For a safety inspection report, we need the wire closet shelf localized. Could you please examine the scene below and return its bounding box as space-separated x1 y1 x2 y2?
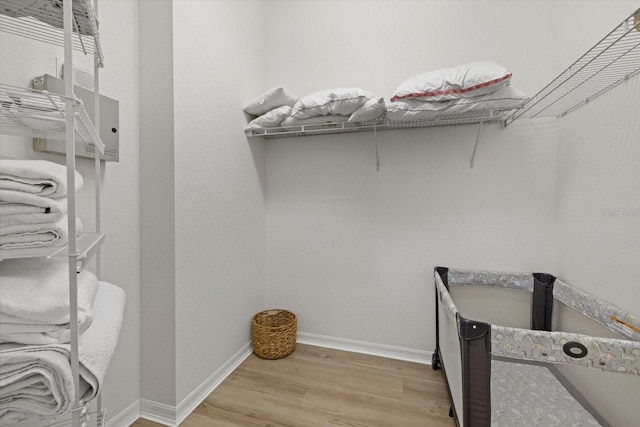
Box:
0 1 107 426
246 109 512 139
0 83 105 151
504 8 640 125
247 8 639 139
0 0 104 67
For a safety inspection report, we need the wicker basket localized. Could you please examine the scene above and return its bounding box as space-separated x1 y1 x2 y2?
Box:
252 309 297 360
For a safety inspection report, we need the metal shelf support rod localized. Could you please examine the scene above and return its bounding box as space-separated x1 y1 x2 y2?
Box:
470 121 484 168
64 1 81 426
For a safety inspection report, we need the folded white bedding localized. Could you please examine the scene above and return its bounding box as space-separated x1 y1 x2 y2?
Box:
386 86 529 122
0 281 125 424
0 257 98 344
244 105 292 131
0 215 81 250
291 88 372 119
348 97 386 123
0 159 83 198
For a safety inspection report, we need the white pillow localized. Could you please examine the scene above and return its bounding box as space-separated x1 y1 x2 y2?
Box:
390 61 512 102
386 86 528 122
243 87 297 116
244 106 292 131
291 88 371 119
348 97 386 123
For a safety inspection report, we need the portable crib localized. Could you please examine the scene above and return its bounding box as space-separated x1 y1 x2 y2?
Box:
432 267 640 427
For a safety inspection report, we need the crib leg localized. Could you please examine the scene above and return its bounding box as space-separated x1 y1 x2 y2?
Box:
449 406 453 417
431 350 441 370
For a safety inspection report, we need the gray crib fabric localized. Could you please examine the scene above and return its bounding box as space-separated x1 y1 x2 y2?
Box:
491 359 601 426
447 268 534 292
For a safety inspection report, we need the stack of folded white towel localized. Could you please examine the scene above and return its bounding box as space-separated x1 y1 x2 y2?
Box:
0 159 83 250
0 257 98 345
0 257 126 423
0 160 125 423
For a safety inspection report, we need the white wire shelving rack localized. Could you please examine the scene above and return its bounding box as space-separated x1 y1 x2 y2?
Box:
0 232 106 271
246 8 639 139
0 83 105 151
0 0 104 66
0 1 106 426
245 109 514 139
505 8 640 125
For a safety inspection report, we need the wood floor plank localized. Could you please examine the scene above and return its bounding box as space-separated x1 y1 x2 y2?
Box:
131 344 455 427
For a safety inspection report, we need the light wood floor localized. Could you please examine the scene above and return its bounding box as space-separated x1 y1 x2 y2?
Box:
132 344 455 426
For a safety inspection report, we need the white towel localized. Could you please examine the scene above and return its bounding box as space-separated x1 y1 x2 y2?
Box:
0 281 126 424
0 159 83 198
0 313 93 345
0 209 66 228
0 215 81 250
0 189 68 214
0 189 68 229
0 257 98 332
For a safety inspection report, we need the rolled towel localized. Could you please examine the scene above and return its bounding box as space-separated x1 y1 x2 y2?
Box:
0 215 81 250
0 257 98 330
0 281 126 423
0 159 83 198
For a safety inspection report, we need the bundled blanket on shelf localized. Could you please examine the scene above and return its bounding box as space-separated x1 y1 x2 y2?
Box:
0 258 98 345
0 159 83 250
0 281 125 424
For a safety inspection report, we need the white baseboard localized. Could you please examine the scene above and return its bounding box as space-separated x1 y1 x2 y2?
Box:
139 399 176 426
297 332 432 365
175 341 253 424
135 341 253 426
117 336 431 425
106 400 140 427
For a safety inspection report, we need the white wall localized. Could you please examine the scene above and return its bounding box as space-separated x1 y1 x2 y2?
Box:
171 0 267 404
139 0 177 407
554 2 640 315
263 0 559 102
265 122 557 350
0 0 141 420
95 2 141 419
139 0 269 411
263 1 560 352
